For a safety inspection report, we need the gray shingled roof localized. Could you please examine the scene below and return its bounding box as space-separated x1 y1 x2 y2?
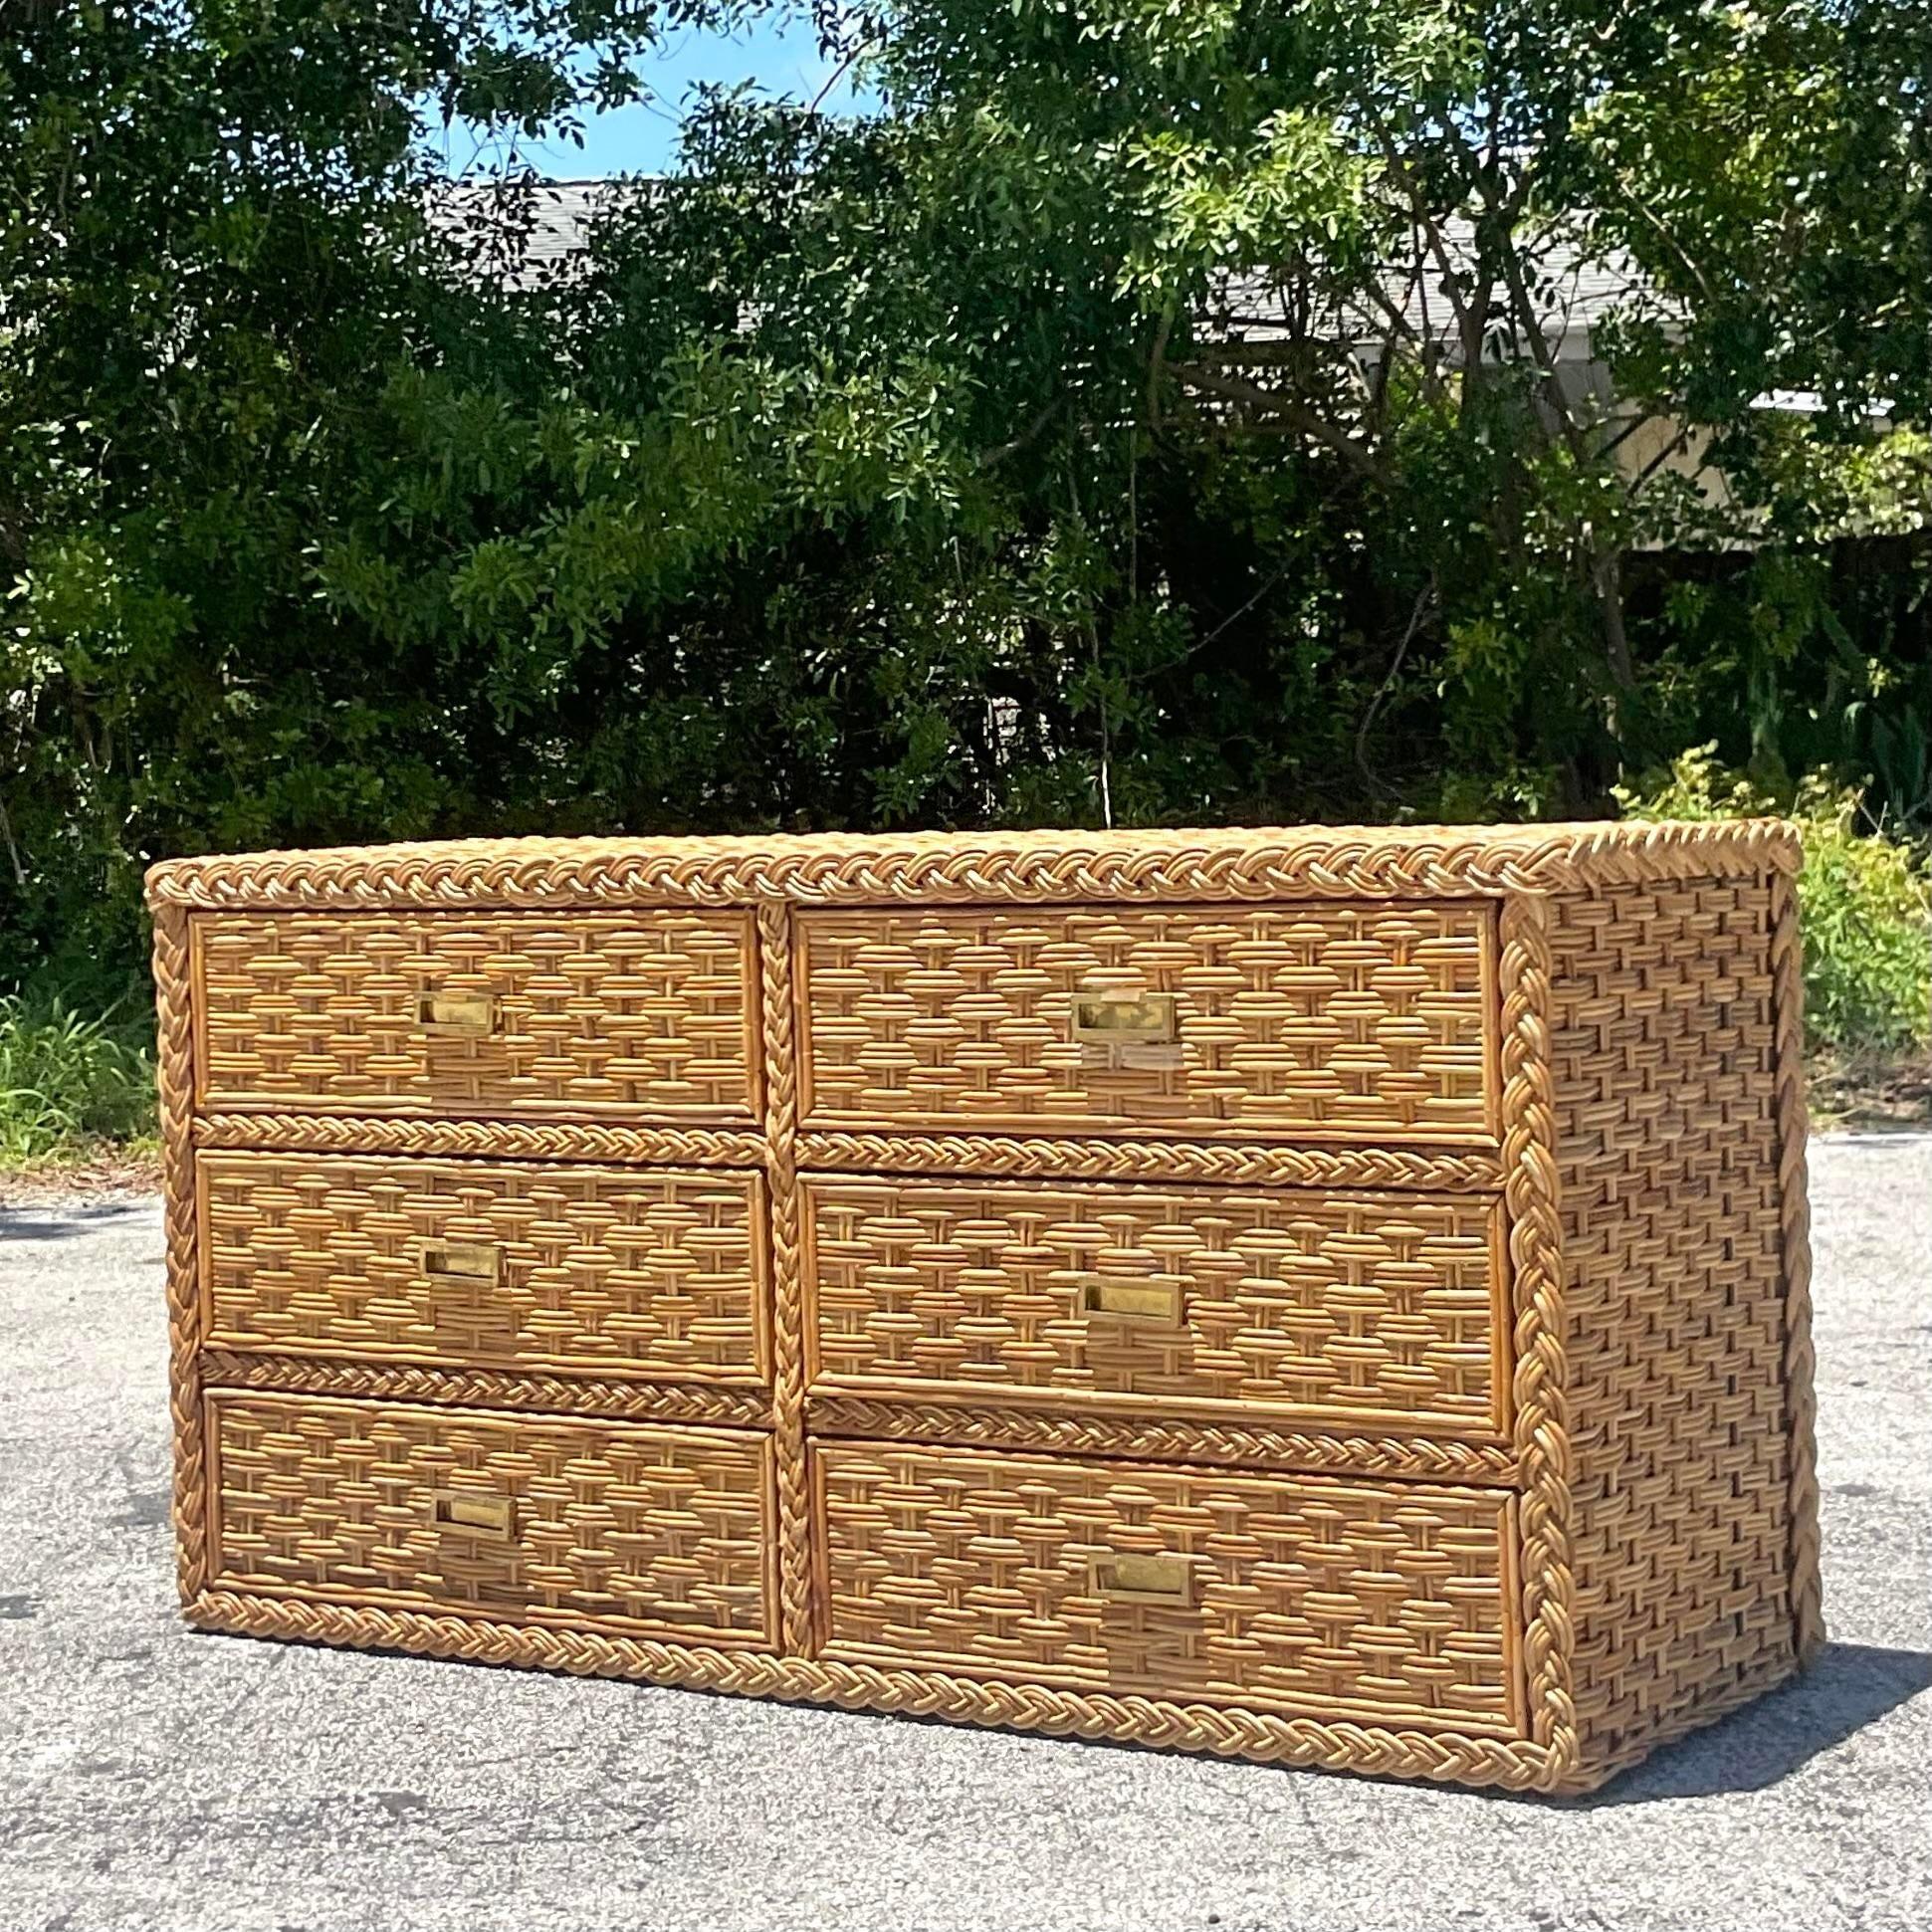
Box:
439 181 1653 360
432 178 635 288
1210 218 1655 362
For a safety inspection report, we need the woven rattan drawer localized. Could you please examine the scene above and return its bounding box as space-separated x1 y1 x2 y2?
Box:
206 1393 774 1643
796 903 1495 1143
813 1441 1522 1735
192 909 758 1122
197 1152 767 1384
802 1175 1506 1436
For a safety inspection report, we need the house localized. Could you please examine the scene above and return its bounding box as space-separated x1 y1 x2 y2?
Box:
446 179 1898 543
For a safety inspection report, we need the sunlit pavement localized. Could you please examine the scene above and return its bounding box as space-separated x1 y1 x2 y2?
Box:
3 1136 1927 1932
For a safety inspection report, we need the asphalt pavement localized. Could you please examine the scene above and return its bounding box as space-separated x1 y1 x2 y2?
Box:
2 1135 1927 1932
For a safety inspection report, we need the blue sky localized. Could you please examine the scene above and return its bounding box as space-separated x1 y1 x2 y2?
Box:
428 13 868 180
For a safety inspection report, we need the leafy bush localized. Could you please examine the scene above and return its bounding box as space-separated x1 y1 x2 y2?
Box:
1618 748 1932 1057
0 990 156 1167
4 3 1929 992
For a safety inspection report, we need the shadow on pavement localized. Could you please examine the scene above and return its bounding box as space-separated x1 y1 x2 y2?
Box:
1577 1641 1932 1805
0 1199 155 1242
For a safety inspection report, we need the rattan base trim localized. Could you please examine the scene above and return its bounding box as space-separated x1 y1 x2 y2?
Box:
805 1396 1520 1483
199 1351 773 1428
184 1588 1583 1792
193 1114 769 1168
796 1132 1503 1191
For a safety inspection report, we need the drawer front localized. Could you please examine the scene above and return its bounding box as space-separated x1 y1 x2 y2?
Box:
193 910 758 1122
803 1177 1505 1435
208 1394 773 1643
797 904 1494 1143
199 1153 766 1383
814 1442 1520 1734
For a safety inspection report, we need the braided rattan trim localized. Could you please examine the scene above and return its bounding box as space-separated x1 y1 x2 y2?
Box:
806 1397 1520 1483
1497 896 1579 1776
198 1352 773 1428
155 905 207 1601
192 1114 768 1167
185 1590 1566 1791
758 905 812 1656
796 1132 1503 1192
145 821 1801 913
1771 872 1825 1664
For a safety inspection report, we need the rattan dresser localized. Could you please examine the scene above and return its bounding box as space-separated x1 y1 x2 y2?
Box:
145 822 1821 1794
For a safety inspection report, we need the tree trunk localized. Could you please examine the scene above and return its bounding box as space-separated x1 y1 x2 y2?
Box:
1593 537 1635 761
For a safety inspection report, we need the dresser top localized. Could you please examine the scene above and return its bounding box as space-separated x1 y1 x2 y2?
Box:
145 818 1799 912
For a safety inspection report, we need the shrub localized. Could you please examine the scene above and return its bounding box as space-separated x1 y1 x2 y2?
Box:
0 990 157 1167
1617 747 1932 1057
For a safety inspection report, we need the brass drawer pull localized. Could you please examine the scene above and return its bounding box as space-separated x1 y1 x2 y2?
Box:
1068 991 1177 1045
417 1239 502 1285
430 1490 515 1537
1075 1278 1185 1327
415 989 500 1036
1090 1553 1192 1606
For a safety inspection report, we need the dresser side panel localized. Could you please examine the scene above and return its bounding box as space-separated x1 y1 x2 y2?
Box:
1550 876 1804 1780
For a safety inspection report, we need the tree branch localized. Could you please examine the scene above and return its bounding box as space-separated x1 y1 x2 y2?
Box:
0 794 26 889
976 395 1064 469
1172 364 1386 479
1146 299 1175 429
1356 576 1436 794
1363 112 1485 372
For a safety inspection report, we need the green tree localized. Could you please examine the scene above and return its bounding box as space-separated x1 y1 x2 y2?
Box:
2 1 1925 994
0 0 674 977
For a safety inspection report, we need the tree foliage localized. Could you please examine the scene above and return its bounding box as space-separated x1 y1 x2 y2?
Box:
2 0 1927 987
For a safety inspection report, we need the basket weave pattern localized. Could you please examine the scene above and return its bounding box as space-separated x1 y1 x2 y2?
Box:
208 1392 773 1641
812 1442 1519 1733
148 822 1818 1793
195 909 758 1120
796 904 1492 1139
199 1151 767 1382
1551 878 1817 1777
802 1175 1503 1428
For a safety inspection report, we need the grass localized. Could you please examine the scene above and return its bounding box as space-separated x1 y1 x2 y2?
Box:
0 987 158 1172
